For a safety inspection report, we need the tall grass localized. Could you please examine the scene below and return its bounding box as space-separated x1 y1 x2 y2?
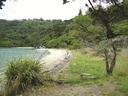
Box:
114 49 128 96
4 57 44 96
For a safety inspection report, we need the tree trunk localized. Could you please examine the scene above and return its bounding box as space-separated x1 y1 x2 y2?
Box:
109 39 117 75
104 39 117 75
104 49 110 75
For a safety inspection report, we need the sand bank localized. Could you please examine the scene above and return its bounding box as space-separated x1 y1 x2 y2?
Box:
41 49 72 74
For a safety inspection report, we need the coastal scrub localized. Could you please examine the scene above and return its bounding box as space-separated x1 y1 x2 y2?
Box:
4 57 44 96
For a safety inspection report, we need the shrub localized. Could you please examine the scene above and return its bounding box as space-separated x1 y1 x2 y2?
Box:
4 57 44 95
69 42 80 49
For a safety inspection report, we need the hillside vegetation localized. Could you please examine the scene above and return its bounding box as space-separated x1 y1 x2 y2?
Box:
0 3 128 48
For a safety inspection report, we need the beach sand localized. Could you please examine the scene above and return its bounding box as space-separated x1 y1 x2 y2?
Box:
0 49 71 94
41 49 72 74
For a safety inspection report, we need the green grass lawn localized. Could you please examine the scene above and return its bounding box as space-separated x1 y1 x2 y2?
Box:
62 48 128 96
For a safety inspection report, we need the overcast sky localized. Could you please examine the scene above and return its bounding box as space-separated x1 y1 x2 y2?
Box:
0 0 89 20
0 0 110 20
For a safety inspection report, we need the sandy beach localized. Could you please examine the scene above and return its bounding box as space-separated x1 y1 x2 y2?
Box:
0 49 72 94
41 49 72 74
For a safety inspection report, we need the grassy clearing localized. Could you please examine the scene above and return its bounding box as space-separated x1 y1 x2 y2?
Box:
64 48 106 85
62 48 128 96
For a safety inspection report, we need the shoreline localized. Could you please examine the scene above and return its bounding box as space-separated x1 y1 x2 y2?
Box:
0 48 72 92
41 49 72 74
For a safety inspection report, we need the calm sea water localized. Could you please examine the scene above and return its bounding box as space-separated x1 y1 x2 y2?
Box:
0 47 50 72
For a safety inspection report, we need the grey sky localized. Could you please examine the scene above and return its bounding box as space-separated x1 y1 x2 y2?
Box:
0 0 88 20
0 0 110 20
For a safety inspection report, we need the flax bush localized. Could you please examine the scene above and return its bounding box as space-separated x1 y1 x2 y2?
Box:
4 57 44 95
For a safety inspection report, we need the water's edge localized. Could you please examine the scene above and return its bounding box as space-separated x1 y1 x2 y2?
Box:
0 47 50 72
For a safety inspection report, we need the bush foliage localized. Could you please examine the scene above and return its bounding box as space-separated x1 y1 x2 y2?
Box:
4 57 44 95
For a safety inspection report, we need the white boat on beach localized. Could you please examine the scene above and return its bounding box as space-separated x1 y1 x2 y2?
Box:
36 48 47 51
35 46 47 51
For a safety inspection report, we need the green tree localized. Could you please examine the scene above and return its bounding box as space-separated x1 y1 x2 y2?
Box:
78 9 83 16
0 0 6 9
63 0 128 75
87 0 128 75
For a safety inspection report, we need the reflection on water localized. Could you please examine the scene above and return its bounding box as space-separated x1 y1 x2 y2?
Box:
0 47 50 72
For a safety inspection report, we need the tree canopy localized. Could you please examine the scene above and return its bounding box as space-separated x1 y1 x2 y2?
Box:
0 0 6 9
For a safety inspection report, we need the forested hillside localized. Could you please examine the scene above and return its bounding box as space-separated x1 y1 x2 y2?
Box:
0 2 128 48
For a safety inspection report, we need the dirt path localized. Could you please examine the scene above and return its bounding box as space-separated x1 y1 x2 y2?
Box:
23 81 119 96
23 84 102 96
